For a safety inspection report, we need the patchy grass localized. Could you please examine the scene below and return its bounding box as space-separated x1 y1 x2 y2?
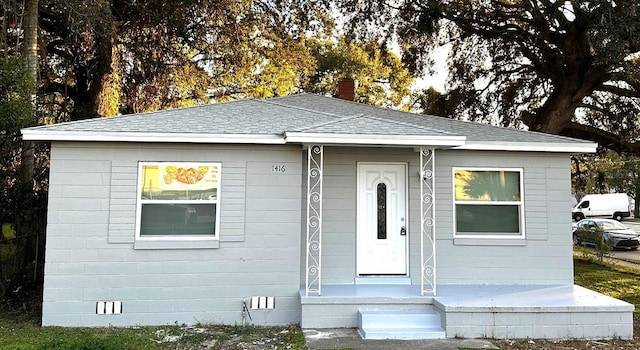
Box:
0 307 306 350
1 258 640 350
574 256 640 309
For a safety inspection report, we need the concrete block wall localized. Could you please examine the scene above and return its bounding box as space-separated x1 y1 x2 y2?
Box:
443 310 633 339
305 148 574 286
434 150 574 285
43 142 303 326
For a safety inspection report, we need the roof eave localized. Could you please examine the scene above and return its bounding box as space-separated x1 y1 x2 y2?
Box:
455 141 598 153
21 130 286 144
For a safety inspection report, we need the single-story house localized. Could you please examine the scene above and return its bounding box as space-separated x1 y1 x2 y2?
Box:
22 90 633 340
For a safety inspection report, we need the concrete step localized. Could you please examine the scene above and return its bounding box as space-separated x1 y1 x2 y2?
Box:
358 309 446 340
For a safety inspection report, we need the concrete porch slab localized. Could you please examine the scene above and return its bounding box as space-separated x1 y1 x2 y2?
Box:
434 284 634 312
434 284 634 339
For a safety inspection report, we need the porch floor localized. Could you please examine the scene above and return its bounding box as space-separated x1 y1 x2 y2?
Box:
301 283 632 311
300 283 634 339
434 284 633 312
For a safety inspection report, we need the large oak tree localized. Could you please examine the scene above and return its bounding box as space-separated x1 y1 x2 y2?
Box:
36 0 332 120
340 0 640 153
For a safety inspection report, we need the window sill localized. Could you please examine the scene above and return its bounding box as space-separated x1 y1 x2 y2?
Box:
134 238 219 250
454 237 526 246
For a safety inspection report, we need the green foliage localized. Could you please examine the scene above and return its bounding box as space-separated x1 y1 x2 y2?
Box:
409 87 461 117
305 37 414 109
0 57 34 137
0 56 38 225
35 0 333 118
0 323 162 350
339 0 640 153
0 223 18 298
590 226 613 264
1 224 16 240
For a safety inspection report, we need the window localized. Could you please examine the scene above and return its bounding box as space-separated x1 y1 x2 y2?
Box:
453 168 524 239
135 162 220 249
377 182 387 239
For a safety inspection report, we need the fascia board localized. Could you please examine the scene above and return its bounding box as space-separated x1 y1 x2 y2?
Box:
455 141 598 153
20 130 286 144
284 132 466 146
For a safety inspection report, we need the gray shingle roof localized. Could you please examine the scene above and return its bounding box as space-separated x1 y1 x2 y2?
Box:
25 99 334 134
272 94 585 144
22 93 595 152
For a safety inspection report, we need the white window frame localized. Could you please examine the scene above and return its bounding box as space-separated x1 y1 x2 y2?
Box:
452 167 525 241
134 161 221 249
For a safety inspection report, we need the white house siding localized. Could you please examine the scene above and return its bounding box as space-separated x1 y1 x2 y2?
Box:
434 150 574 285
308 147 423 284
43 142 303 326
306 148 573 286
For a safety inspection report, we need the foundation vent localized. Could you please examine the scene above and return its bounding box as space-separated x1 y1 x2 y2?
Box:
96 301 122 314
250 296 275 309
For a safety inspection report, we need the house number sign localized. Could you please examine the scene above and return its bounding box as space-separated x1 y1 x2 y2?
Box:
272 164 286 173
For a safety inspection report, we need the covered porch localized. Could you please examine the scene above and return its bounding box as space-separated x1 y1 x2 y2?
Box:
301 145 439 298
298 144 443 339
297 144 634 340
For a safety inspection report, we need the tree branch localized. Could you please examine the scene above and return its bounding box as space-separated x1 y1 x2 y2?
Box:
564 121 640 153
594 84 640 98
45 41 73 61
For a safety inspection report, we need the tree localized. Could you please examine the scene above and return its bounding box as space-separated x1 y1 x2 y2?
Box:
339 0 640 152
0 56 46 297
305 37 414 109
37 0 332 120
572 151 640 217
19 0 38 191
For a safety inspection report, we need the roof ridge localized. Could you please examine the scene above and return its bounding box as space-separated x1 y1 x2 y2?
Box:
291 114 364 132
363 114 457 136
260 95 347 119
268 94 461 136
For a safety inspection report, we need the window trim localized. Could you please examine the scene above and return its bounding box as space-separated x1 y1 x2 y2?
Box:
134 161 221 249
452 167 525 240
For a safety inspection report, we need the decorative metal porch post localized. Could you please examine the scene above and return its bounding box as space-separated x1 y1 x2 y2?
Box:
305 145 323 296
420 148 436 296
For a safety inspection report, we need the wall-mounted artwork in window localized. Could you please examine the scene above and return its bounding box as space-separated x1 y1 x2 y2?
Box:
137 162 221 239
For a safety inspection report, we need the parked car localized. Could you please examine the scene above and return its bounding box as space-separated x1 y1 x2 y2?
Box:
573 218 640 250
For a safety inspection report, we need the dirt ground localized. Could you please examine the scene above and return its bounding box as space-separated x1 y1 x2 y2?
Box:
491 313 640 349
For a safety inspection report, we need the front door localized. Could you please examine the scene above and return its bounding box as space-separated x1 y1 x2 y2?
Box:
357 163 407 275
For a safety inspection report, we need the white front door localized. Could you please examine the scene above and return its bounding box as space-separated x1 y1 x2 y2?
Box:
357 163 407 275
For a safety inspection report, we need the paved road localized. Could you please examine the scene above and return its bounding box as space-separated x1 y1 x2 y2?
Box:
572 217 640 262
613 218 640 260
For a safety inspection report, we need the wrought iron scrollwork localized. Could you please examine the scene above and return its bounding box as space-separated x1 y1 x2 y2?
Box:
420 148 436 296
305 145 323 296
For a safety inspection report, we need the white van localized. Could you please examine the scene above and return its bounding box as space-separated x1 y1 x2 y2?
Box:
572 193 631 222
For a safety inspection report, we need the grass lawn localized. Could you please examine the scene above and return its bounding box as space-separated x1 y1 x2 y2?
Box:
1 258 639 350
574 257 640 308
0 305 306 350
